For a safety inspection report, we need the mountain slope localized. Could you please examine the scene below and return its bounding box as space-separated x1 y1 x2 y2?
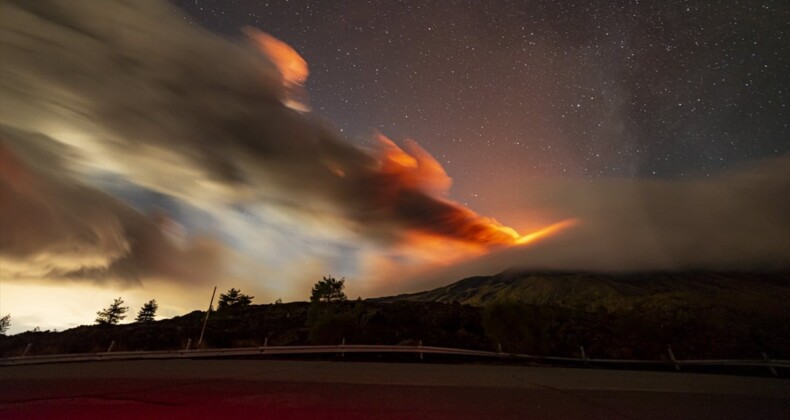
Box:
374 270 790 314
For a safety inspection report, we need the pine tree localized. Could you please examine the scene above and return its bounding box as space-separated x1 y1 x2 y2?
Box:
0 314 10 334
135 299 158 323
95 297 129 325
310 276 347 303
217 288 254 309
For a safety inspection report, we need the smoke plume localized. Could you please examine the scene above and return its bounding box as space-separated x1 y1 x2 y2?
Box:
374 157 790 294
0 0 529 285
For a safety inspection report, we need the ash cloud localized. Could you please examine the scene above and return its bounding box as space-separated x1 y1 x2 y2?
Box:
0 0 512 261
377 157 790 294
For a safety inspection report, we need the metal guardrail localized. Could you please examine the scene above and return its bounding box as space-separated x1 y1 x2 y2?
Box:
0 344 490 366
1 344 789 372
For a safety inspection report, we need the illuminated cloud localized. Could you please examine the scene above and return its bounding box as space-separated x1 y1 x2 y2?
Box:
376 157 790 295
0 129 225 286
0 0 538 252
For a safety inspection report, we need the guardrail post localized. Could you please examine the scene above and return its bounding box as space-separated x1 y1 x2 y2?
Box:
667 345 679 371
107 341 115 353
761 352 778 377
22 343 32 357
185 338 192 351
580 345 588 366
341 338 345 357
264 337 268 348
419 340 423 360
497 342 503 358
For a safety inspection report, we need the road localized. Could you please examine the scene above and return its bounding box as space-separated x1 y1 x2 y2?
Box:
1 360 787 419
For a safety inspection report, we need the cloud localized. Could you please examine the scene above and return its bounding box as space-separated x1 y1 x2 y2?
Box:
373 157 790 294
0 0 530 251
0 127 225 285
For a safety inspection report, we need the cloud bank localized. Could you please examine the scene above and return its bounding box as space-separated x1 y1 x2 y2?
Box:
377 157 790 294
0 127 224 285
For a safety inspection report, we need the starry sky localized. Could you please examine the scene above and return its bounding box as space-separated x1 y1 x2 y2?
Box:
173 0 789 213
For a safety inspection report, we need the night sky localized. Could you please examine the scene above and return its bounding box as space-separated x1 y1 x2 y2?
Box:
173 0 789 212
1 0 789 333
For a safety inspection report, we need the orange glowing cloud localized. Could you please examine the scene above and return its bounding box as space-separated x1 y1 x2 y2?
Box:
371 134 578 254
376 133 452 195
245 28 309 88
239 28 578 256
245 28 310 111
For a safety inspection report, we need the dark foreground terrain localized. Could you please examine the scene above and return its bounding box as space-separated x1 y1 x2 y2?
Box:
0 360 787 419
3 271 789 362
2 299 788 362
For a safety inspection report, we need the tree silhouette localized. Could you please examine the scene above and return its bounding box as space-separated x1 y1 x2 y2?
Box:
0 314 10 334
95 297 129 325
135 299 159 323
218 288 253 309
310 276 347 303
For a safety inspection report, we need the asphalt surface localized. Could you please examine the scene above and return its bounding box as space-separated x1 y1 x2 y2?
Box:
1 360 787 419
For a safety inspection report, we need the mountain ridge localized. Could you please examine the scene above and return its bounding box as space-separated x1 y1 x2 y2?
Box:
373 270 790 315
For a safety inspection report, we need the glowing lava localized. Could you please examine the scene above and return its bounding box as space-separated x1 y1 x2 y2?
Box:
514 219 579 245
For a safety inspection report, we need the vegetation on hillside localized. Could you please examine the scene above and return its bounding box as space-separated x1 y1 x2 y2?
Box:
1 298 786 361
218 288 254 309
307 276 353 344
0 314 9 335
375 271 790 316
135 300 159 323
1 272 788 364
95 298 129 325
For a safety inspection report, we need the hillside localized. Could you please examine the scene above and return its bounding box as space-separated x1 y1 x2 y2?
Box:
373 270 790 315
2 278 789 361
0 301 488 357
